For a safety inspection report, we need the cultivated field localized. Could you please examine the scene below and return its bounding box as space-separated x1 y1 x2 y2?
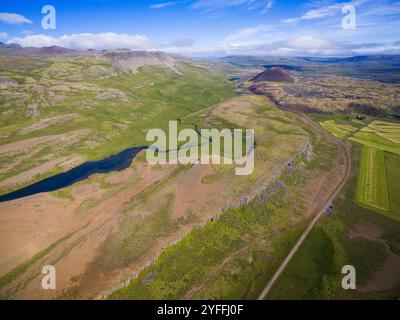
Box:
317 116 399 219
367 121 400 143
356 146 389 211
350 120 400 154
319 120 357 138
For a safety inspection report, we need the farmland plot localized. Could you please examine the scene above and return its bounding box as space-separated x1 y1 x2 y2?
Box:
350 120 400 154
319 120 357 138
356 146 390 211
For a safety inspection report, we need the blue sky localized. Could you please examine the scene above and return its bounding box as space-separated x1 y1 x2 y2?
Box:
0 0 399 56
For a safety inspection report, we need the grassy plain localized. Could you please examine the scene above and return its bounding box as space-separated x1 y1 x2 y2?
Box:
266 227 335 299
0 56 235 195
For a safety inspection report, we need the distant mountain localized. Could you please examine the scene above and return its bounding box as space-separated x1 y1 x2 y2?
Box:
0 43 21 49
0 45 182 74
105 51 180 73
220 55 305 67
40 45 75 54
222 54 400 83
0 44 75 55
251 66 295 83
302 55 400 64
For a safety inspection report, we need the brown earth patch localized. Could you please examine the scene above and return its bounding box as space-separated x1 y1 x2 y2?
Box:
104 168 135 185
0 136 61 156
18 114 79 135
172 164 224 220
0 130 90 156
0 194 77 276
0 158 175 299
360 254 400 293
356 224 382 240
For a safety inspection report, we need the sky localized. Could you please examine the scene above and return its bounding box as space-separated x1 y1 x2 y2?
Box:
0 0 400 56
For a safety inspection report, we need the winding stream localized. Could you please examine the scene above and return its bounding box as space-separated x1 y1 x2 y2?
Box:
0 120 251 203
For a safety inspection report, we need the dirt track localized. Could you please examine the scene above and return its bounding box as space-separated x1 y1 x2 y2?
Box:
257 110 352 300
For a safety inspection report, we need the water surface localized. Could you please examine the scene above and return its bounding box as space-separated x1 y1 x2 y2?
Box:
0 146 147 203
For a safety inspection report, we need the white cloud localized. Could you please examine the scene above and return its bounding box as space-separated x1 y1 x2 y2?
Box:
223 25 284 47
21 30 34 36
221 29 400 56
225 27 264 42
10 31 400 56
0 12 32 25
150 1 176 9
261 0 274 14
350 41 400 55
281 0 381 24
170 38 195 47
221 35 344 56
0 32 8 40
282 35 341 55
221 25 354 56
7 33 157 51
192 0 275 13
193 0 251 9
282 3 342 23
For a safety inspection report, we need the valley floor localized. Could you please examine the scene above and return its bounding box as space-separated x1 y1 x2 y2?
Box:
1 52 399 300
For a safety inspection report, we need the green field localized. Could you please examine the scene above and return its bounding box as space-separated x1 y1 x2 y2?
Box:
349 120 400 154
318 116 400 220
368 121 400 143
384 152 400 221
317 117 400 154
319 120 357 138
267 227 335 299
356 146 389 211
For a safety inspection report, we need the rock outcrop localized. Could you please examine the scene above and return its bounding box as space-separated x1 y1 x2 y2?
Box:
105 51 180 73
